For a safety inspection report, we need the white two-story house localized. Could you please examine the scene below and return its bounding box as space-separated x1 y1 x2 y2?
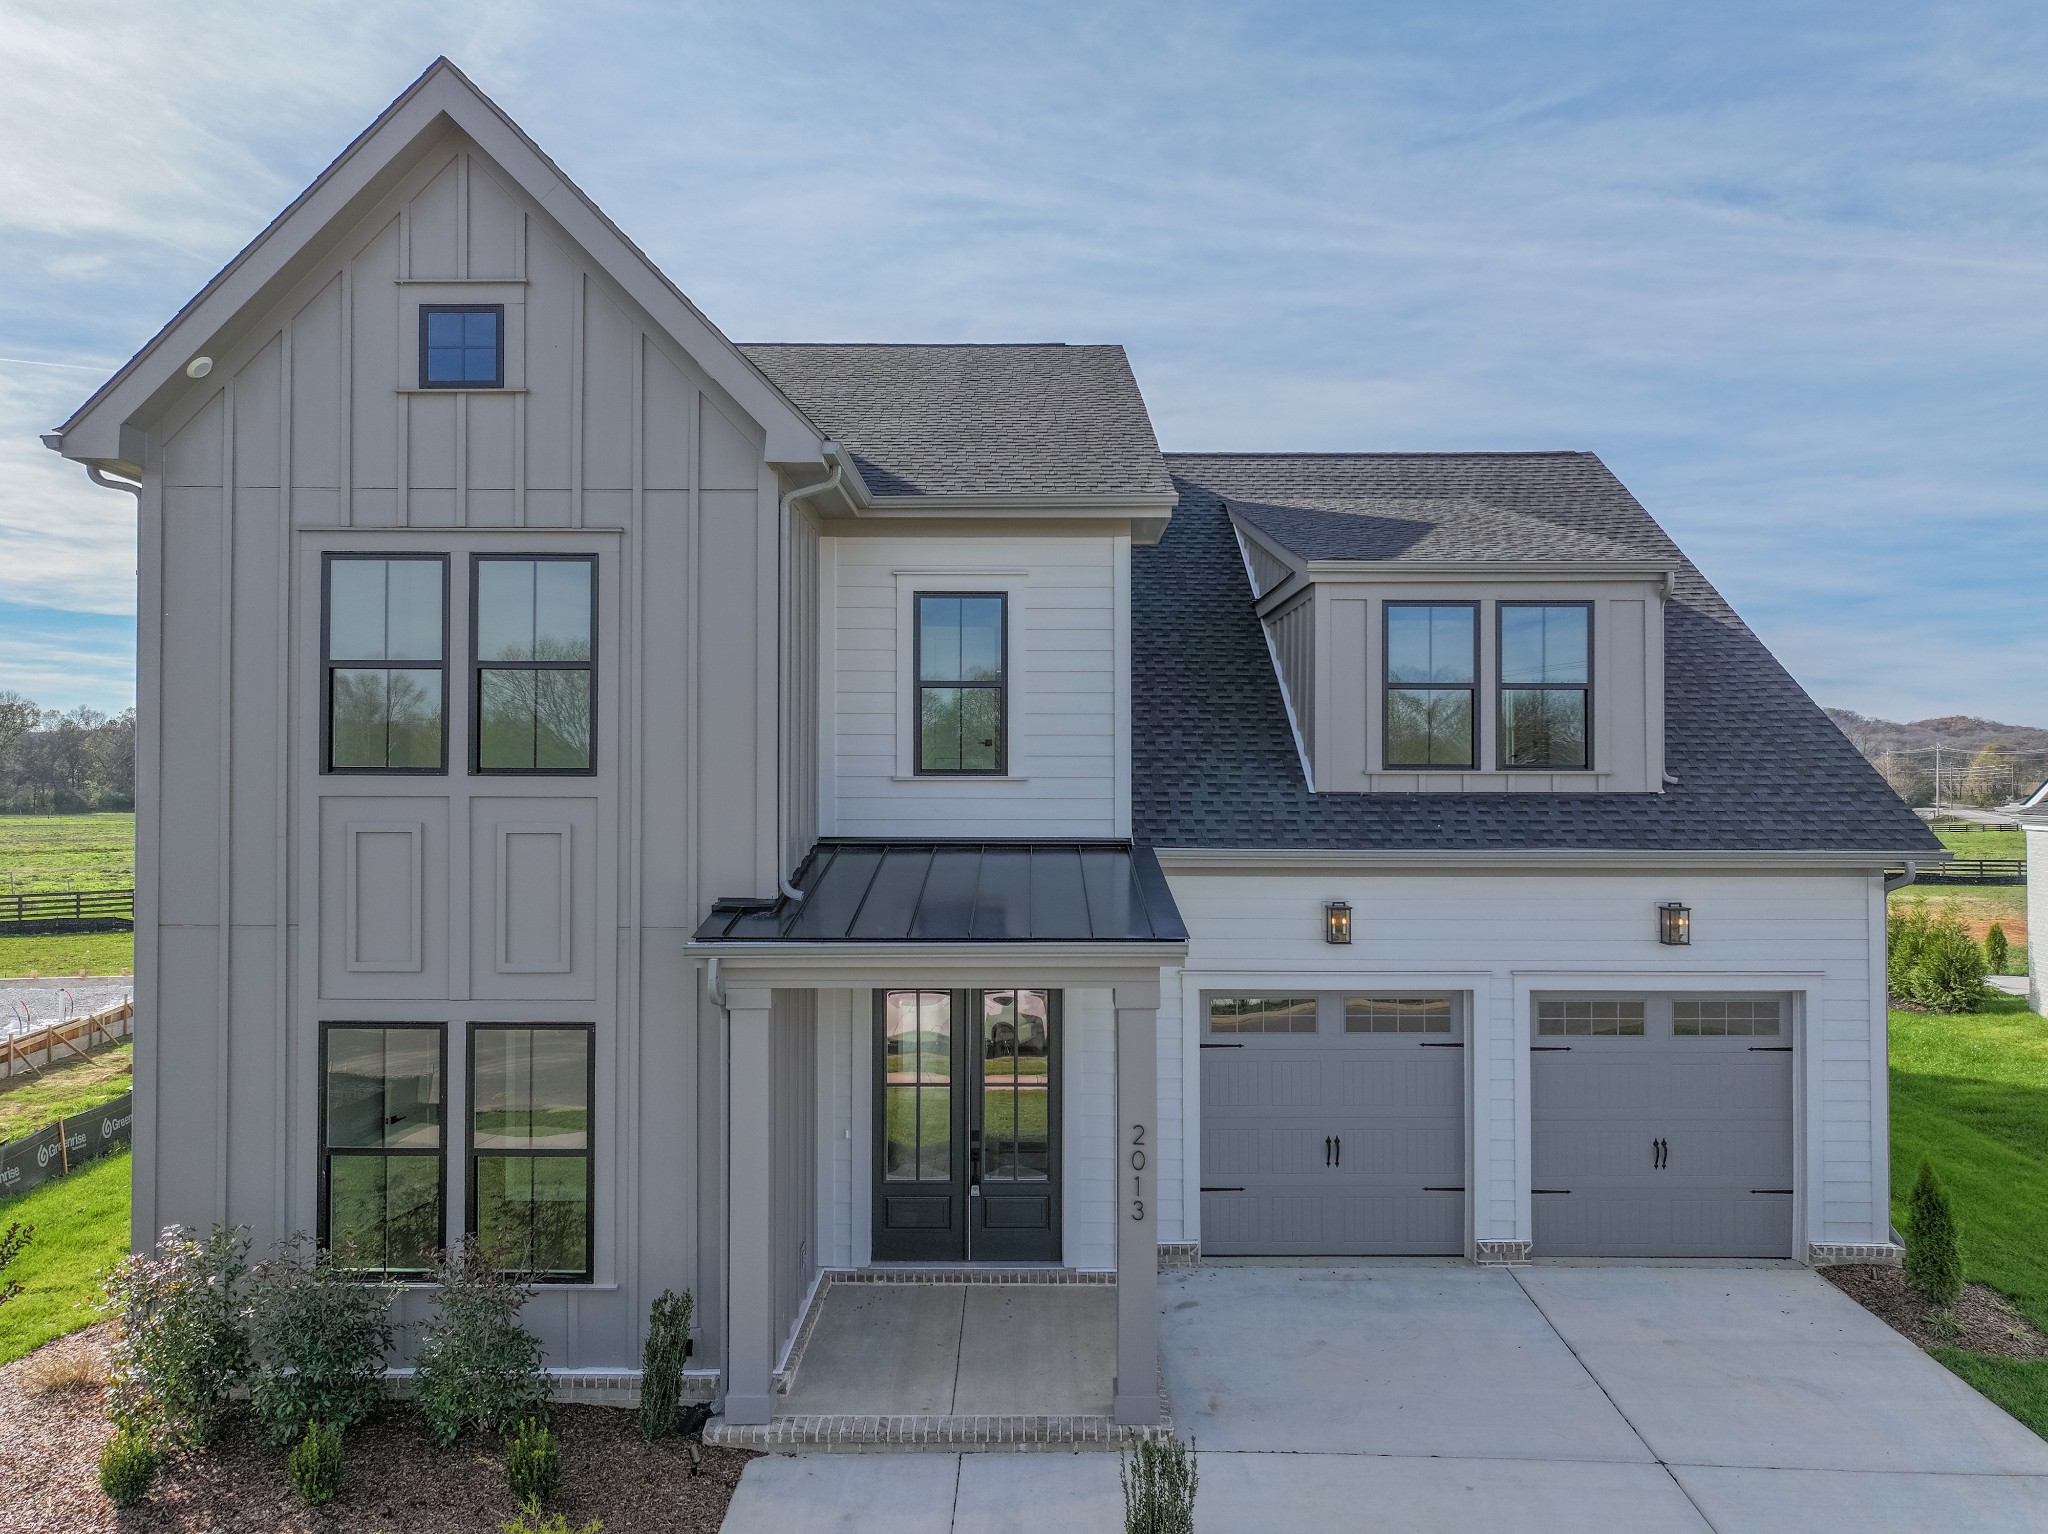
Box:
43 60 1939 1435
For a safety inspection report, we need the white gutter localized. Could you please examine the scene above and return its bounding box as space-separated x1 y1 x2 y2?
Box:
1154 847 1950 875
1883 861 1918 894
772 447 846 903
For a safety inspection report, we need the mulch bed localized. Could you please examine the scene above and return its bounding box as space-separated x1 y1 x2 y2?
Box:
1823 1265 2048 1360
0 1326 758 1534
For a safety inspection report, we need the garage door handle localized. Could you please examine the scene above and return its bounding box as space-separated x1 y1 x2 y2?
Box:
1334 1136 1341 1167
1652 1137 1668 1169
1202 1186 1246 1193
1751 1189 1794 1195
1748 1046 1793 1052
1531 1046 1572 1052
1533 1189 1571 1194
1324 1136 1332 1167
1418 1042 1464 1048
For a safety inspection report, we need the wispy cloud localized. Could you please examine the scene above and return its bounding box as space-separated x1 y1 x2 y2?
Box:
0 0 2042 721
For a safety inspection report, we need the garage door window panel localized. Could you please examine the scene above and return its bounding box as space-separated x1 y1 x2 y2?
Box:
1537 999 1645 1037
1674 999 1781 1037
1209 996 1318 1035
1346 997 1454 1035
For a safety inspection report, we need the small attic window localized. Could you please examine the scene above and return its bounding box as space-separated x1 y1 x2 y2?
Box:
419 305 503 388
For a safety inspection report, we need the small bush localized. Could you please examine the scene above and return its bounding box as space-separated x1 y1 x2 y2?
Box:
412 1239 549 1447
1120 1436 1198 1534
247 1235 398 1444
98 1428 161 1507
507 1416 563 1505
22 1347 106 1395
502 1496 602 1534
1888 904 1987 1013
1985 923 2011 974
1905 1160 1964 1307
287 1420 344 1506
102 1224 251 1445
0 1220 29 1308
637 1288 693 1439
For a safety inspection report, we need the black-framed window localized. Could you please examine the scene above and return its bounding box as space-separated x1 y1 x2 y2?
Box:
319 1023 445 1274
419 305 504 389
1384 602 1477 768
1498 602 1591 770
323 554 447 773
915 592 1006 774
468 1024 593 1281
472 555 596 773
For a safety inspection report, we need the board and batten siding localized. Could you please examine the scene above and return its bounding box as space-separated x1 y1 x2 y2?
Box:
1161 867 1891 1254
822 531 1131 838
133 125 787 1372
1263 593 1316 777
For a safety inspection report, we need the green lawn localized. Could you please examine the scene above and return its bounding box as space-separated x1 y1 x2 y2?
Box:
0 812 135 893
0 929 134 978
0 1042 133 1141
1933 826 2027 861
1891 993 2048 1435
0 1148 130 1366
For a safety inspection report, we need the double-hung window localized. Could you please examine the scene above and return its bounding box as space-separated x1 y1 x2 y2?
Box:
469 1025 593 1281
915 593 1006 774
1384 603 1477 768
1498 603 1590 769
324 554 447 772
473 555 597 773
320 1024 444 1273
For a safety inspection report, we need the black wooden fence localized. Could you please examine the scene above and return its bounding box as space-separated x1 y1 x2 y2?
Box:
0 888 134 933
1912 859 2026 886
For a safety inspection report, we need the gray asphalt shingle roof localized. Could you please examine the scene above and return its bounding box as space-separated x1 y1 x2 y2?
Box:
1136 452 1941 855
737 343 1172 499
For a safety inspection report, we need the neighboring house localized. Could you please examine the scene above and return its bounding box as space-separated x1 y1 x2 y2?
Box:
42 60 1941 1429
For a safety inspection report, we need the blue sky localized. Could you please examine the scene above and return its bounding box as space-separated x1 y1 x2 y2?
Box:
2 1 2043 723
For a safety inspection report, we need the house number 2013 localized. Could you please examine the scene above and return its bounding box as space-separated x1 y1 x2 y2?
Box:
1130 1124 1147 1222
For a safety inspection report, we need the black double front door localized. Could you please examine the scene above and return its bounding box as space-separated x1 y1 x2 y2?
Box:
872 989 1062 1263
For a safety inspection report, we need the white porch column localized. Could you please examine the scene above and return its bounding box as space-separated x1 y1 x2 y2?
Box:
1113 980 1161 1426
723 986 775 1425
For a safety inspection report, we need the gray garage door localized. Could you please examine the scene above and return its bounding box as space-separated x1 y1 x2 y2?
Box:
1201 993 1465 1256
1531 996 1795 1258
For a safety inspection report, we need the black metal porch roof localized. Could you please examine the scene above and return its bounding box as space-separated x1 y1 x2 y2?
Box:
692 840 1189 944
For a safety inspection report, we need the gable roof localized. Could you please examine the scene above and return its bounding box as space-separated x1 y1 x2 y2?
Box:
1135 452 1942 856
1230 491 1652 567
49 58 822 470
738 343 1173 502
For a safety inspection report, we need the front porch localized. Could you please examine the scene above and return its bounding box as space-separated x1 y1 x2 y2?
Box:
690 839 1190 1435
705 1271 1172 1449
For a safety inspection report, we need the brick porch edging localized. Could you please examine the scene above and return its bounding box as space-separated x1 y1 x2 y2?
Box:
1808 1242 1904 1267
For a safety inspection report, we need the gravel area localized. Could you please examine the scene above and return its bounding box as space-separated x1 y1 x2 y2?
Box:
0 977 132 1037
1823 1265 2048 1359
0 1326 756 1534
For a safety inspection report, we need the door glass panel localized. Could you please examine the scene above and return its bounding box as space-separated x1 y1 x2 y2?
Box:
1536 999 1645 1036
883 991 951 1182
981 990 1051 1184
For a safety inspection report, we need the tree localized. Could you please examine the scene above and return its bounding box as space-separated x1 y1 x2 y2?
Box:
1960 743 2017 807
1985 924 2011 974
1904 1161 1962 1307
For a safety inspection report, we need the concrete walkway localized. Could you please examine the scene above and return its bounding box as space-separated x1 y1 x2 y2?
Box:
720 1263 2048 1532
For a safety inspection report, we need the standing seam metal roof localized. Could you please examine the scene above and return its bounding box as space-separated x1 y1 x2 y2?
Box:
1135 452 1941 855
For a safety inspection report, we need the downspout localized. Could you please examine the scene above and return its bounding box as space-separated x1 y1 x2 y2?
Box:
773 446 844 904
1883 861 1917 894
86 463 143 497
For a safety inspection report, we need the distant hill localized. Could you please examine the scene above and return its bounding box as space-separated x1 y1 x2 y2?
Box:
1826 710 2048 807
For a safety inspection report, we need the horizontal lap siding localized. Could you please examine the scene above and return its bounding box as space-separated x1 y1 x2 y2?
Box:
829 534 1121 837
1162 868 1888 1250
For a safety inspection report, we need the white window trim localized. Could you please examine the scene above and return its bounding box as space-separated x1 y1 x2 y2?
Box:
891 570 1030 781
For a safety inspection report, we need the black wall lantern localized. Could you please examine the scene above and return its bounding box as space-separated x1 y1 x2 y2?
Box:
1658 901 1692 946
1324 900 1353 945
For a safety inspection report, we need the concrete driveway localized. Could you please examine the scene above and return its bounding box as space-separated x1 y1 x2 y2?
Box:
720 1262 2048 1533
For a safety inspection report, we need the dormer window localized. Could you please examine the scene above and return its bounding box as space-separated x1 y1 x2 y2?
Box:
1384 603 1477 769
1498 603 1590 769
419 305 504 388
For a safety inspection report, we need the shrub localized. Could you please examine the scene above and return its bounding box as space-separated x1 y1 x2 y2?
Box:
502 1497 602 1534
412 1239 549 1447
98 1428 161 1506
637 1288 693 1439
102 1224 251 1445
1985 923 2011 974
1120 1436 1198 1534
0 1221 29 1308
287 1420 344 1506
247 1235 398 1444
1904 1160 1963 1307
507 1416 563 1505
1888 904 1987 1013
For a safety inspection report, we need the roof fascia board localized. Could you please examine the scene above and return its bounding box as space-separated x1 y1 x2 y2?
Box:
1299 559 1675 582
850 493 1178 515
688 941 1188 990
55 59 825 469
1153 848 1945 875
